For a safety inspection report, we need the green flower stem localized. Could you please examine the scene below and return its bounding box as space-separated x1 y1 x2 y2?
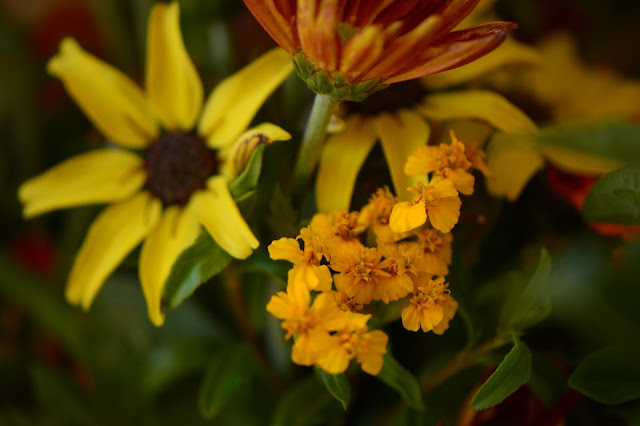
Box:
292 93 338 195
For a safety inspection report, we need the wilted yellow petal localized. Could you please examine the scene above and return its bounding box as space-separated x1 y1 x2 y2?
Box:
315 116 378 213
199 48 293 148
419 90 536 134
19 149 145 218
188 175 259 259
66 192 162 310
48 38 158 148
374 110 430 200
389 201 427 233
145 2 203 131
139 206 200 326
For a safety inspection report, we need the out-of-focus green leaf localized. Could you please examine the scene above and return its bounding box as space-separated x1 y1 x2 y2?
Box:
377 352 424 410
527 355 568 407
315 368 351 410
142 337 219 399
198 343 254 420
271 376 342 426
229 144 265 201
569 345 640 405
162 232 232 311
583 166 640 225
499 249 551 336
471 339 532 410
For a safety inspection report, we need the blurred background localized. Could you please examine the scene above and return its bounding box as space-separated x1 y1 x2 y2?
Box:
0 0 639 425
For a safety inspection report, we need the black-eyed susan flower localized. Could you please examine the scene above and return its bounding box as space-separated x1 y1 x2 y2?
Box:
18 2 293 326
242 0 516 101
401 275 458 334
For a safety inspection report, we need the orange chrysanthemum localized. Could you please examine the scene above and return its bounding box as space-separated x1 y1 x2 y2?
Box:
242 0 516 100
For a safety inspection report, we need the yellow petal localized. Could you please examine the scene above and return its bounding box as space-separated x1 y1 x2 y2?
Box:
220 122 292 180
146 2 203 131
374 110 430 201
317 344 351 375
427 196 461 233
418 90 536 134
422 38 542 89
139 206 200 326
315 116 378 213
485 137 544 200
358 330 388 375
266 291 291 320
404 145 437 176
66 192 162 309
401 305 421 332
188 175 259 259
389 201 427 233
48 38 158 148
541 146 623 176
18 149 145 218
198 48 293 148
268 237 303 263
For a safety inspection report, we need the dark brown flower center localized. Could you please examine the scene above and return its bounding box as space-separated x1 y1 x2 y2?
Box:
345 79 426 116
144 132 219 207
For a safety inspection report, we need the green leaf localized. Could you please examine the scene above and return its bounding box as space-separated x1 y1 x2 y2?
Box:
499 249 551 336
198 343 254 420
535 121 640 164
271 376 342 426
471 339 532 410
377 352 424 410
162 232 232 311
315 368 351 410
583 166 640 225
229 143 265 201
569 345 640 405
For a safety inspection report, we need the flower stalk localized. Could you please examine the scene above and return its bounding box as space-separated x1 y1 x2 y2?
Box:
292 93 338 195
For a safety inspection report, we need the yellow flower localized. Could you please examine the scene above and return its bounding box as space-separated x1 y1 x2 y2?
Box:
309 210 367 257
17 2 293 326
412 227 454 277
401 275 458 334
315 313 388 376
243 0 515 100
267 282 347 366
268 228 333 292
390 178 461 234
359 186 411 244
405 131 476 195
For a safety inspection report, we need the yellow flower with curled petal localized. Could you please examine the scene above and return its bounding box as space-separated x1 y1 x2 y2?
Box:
266 282 347 366
17 2 293 326
315 312 388 376
359 186 411 245
390 178 461 234
268 227 333 292
309 210 367 257
401 275 458 334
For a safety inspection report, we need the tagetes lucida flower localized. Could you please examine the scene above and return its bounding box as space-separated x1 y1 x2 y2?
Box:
390 177 461 234
242 0 516 101
18 2 293 326
401 275 458 333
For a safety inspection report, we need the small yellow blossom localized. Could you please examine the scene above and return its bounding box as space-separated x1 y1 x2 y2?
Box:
359 187 410 244
266 284 347 366
390 178 461 234
401 275 458 334
268 228 332 291
405 132 475 195
315 313 388 376
411 227 454 277
310 210 366 256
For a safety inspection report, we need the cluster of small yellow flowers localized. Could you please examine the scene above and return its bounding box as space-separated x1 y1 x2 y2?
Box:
390 131 490 235
267 154 488 374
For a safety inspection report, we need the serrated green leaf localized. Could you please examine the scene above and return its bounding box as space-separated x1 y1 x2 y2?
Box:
198 343 254 420
499 249 551 335
569 345 640 405
315 368 351 410
271 376 342 426
162 232 232 311
471 339 532 410
229 144 265 200
377 353 424 410
583 166 640 225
